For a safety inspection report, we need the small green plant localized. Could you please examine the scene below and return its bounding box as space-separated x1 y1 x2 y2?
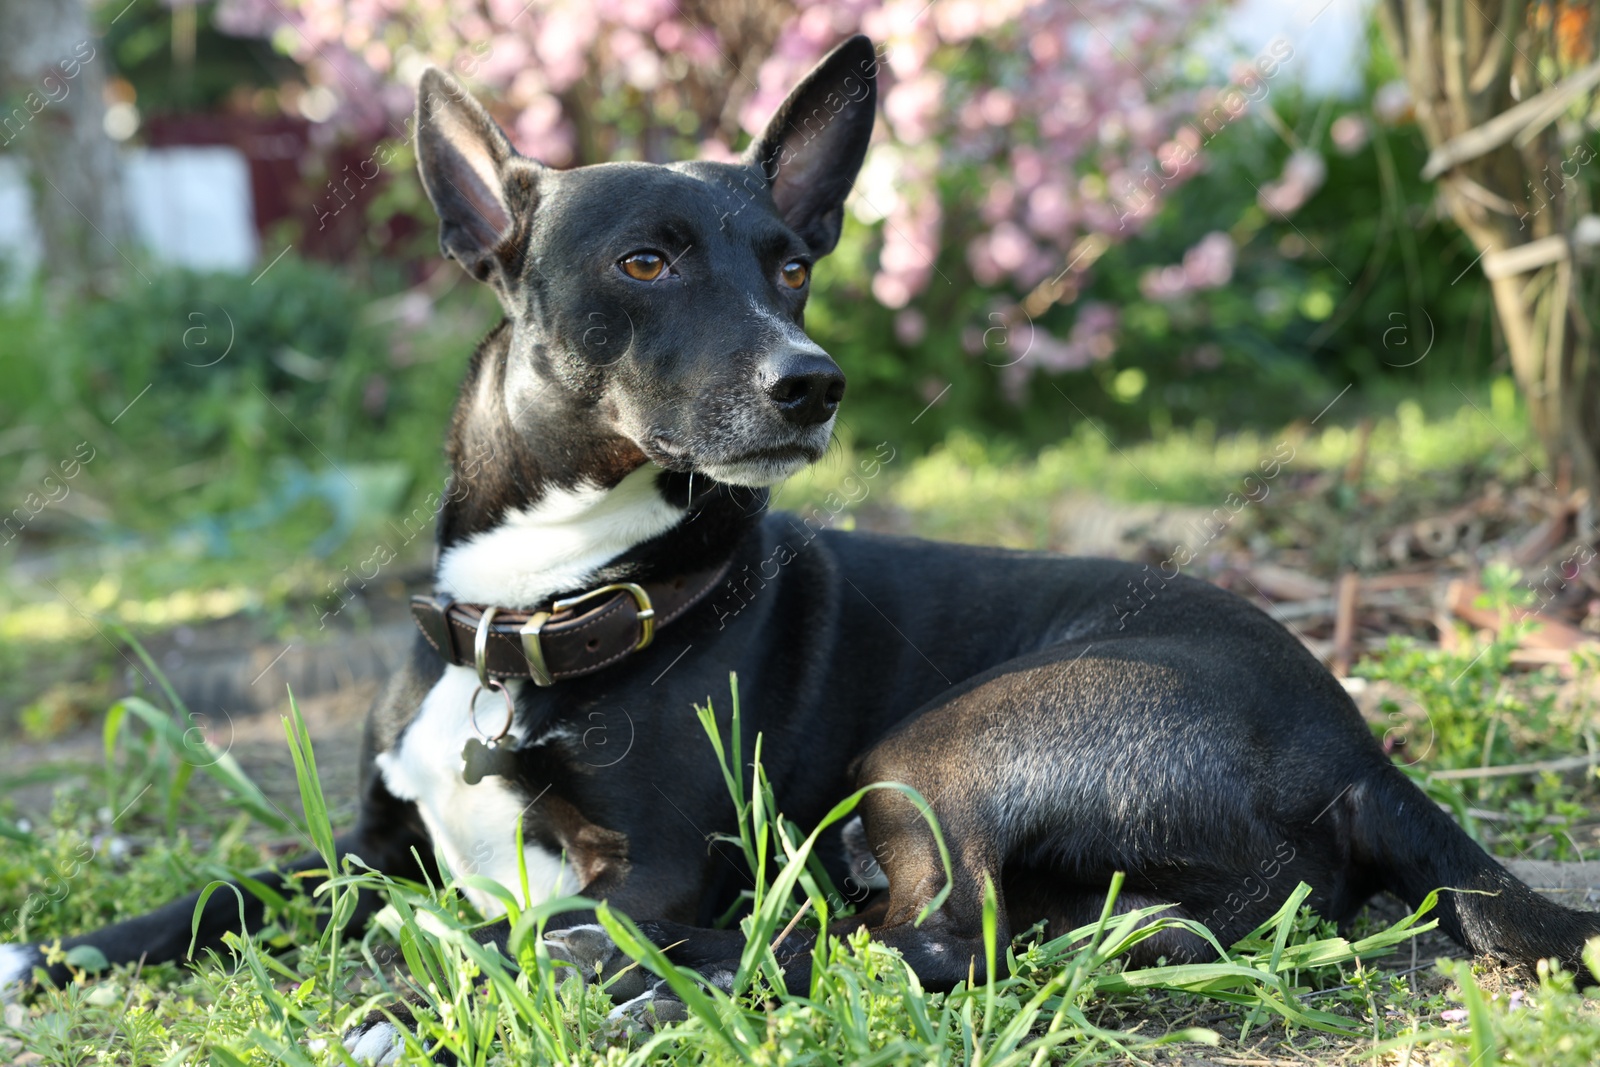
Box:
1356 562 1600 858
1366 950 1600 1065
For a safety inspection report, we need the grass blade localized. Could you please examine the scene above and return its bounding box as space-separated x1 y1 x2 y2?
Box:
281 687 336 869
116 695 289 832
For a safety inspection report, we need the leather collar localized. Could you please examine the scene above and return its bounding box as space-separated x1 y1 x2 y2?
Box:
410 560 730 686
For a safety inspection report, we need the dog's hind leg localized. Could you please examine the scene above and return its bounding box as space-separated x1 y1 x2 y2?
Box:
819 744 1012 991
788 649 1286 989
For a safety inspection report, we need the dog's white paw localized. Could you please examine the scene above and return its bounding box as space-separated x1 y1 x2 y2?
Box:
842 815 890 891
0 944 39 1003
607 984 676 1033
343 1017 406 1065
606 969 731 1033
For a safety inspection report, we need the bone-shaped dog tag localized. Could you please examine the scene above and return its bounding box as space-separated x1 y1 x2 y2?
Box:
461 737 520 785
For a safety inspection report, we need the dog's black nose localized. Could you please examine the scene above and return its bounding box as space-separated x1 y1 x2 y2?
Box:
767 353 846 426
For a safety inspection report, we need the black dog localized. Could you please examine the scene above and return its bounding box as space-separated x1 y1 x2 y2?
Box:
4 34 1597 1060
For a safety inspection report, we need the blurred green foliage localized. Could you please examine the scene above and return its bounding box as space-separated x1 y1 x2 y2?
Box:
0 258 492 725
0 90 1509 562
814 91 1493 453
99 1 298 115
0 257 488 553
12 21 1498 487
0 22 1517 605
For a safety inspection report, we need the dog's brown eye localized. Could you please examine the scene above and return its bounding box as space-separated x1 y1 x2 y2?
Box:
620 251 665 282
780 260 808 289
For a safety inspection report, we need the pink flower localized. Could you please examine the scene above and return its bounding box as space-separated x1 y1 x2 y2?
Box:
1374 80 1412 124
1139 265 1187 301
1072 301 1118 344
1030 29 1063 65
935 0 989 42
988 222 1034 274
1026 185 1074 238
213 0 1224 319
885 71 946 143
1010 146 1046 190
1182 232 1235 289
967 237 1002 287
1139 232 1234 301
872 273 913 309
1331 114 1370 155
1030 328 1092 373
1257 150 1327 218
798 6 835 45
980 89 1017 127
993 300 1119 403
895 309 927 346
981 180 1017 225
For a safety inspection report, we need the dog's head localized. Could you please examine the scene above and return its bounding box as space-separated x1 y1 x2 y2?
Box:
415 36 877 488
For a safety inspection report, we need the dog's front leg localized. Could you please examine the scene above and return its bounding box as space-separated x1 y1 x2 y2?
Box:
1 823 429 1004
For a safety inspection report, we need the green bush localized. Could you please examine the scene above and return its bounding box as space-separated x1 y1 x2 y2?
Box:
810 90 1493 455
0 259 484 552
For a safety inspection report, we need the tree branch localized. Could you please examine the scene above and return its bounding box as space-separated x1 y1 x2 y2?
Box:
1468 0 1523 95
1442 0 1472 130
1421 56 1600 178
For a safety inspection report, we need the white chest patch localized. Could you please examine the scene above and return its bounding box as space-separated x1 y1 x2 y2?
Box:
375 666 576 917
436 463 684 608
388 463 686 915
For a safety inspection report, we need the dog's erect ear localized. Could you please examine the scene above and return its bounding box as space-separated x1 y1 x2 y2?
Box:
415 68 525 283
744 35 878 257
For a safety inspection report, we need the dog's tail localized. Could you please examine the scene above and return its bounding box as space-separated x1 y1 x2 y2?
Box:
1352 766 1600 972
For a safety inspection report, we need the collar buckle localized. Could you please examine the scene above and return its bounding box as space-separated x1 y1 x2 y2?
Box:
520 582 656 688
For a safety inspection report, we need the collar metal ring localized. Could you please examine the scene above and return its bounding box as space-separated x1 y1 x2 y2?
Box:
470 679 516 744
473 606 499 689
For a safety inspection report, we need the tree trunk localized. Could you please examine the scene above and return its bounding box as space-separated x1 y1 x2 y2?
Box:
0 0 132 294
1376 1 1600 496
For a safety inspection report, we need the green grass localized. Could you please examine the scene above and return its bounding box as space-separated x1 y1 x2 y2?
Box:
3 654 1598 1066
1356 565 1600 862
851 381 1533 551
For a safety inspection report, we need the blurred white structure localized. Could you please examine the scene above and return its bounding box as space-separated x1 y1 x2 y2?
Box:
122 146 257 270
1206 0 1369 97
0 143 256 291
0 157 41 290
